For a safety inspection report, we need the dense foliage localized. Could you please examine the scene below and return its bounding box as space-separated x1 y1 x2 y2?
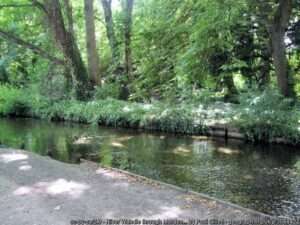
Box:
0 0 300 144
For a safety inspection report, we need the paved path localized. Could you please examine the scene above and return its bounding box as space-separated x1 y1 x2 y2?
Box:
0 148 269 225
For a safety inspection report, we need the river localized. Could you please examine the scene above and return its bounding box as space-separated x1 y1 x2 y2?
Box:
1 117 300 217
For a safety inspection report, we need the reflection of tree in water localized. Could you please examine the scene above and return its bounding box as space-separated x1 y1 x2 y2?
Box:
116 134 197 186
209 140 300 215
0 119 32 150
123 134 176 179
99 134 133 169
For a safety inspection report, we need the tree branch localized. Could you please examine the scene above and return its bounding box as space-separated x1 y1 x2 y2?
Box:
0 29 64 65
0 4 34 9
29 0 48 14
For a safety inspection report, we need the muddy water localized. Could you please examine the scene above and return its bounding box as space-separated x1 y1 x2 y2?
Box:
1 117 300 217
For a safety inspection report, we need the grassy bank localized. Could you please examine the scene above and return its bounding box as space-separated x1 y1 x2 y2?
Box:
1 85 300 145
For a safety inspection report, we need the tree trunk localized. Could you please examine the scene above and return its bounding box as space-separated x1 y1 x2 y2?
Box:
270 0 294 97
223 74 238 102
42 0 90 100
84 0 101 85
259 59 271 88
63 0 75 92
258 40 272 88
124 0 134 78
63 0 75 37
100 0 120 65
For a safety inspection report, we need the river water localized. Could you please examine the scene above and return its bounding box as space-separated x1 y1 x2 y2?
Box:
1 118 300 217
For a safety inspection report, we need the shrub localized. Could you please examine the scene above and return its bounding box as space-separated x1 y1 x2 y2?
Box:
94 83 121 100
233 88 300 144
1 85 300 145
0 85 30 116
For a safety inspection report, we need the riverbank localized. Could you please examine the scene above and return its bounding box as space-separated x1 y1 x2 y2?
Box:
1 85 300 146
0 148 272 224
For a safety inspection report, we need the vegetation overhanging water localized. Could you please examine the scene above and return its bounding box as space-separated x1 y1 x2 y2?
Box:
1 118 300 217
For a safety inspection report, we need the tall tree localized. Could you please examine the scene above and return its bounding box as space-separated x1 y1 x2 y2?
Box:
253 0 295 97
124 0 134 78
100 0 120 66
84 0 101 85
269 0 294 97
37 0 90 100
62 0 76 91
63 0 75 37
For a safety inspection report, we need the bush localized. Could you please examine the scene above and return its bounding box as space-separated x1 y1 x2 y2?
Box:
173 86 223 105
233 88 300 144
2 85 300 145
94 83 121 100
0 85 30 116
38 74 69 101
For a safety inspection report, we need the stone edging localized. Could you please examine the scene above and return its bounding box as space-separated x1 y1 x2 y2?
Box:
205 124 294 146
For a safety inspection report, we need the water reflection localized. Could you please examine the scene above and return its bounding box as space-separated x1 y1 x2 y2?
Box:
0 118 300 216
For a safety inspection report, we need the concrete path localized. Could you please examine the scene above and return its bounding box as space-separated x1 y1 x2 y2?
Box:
0 148 269 225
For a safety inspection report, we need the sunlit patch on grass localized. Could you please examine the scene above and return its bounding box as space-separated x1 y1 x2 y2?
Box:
122 106 131 112
73 136 93 145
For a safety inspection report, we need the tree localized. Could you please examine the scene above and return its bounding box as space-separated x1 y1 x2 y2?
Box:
124 0 134 78
62 0 76 91
84 0 101 85
0 29 64 65
63 0 75 37
38 0 91 100
252 0 295 97
230 9 272 89
100 0 120 66
269 0 294 97
2 0 300 102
